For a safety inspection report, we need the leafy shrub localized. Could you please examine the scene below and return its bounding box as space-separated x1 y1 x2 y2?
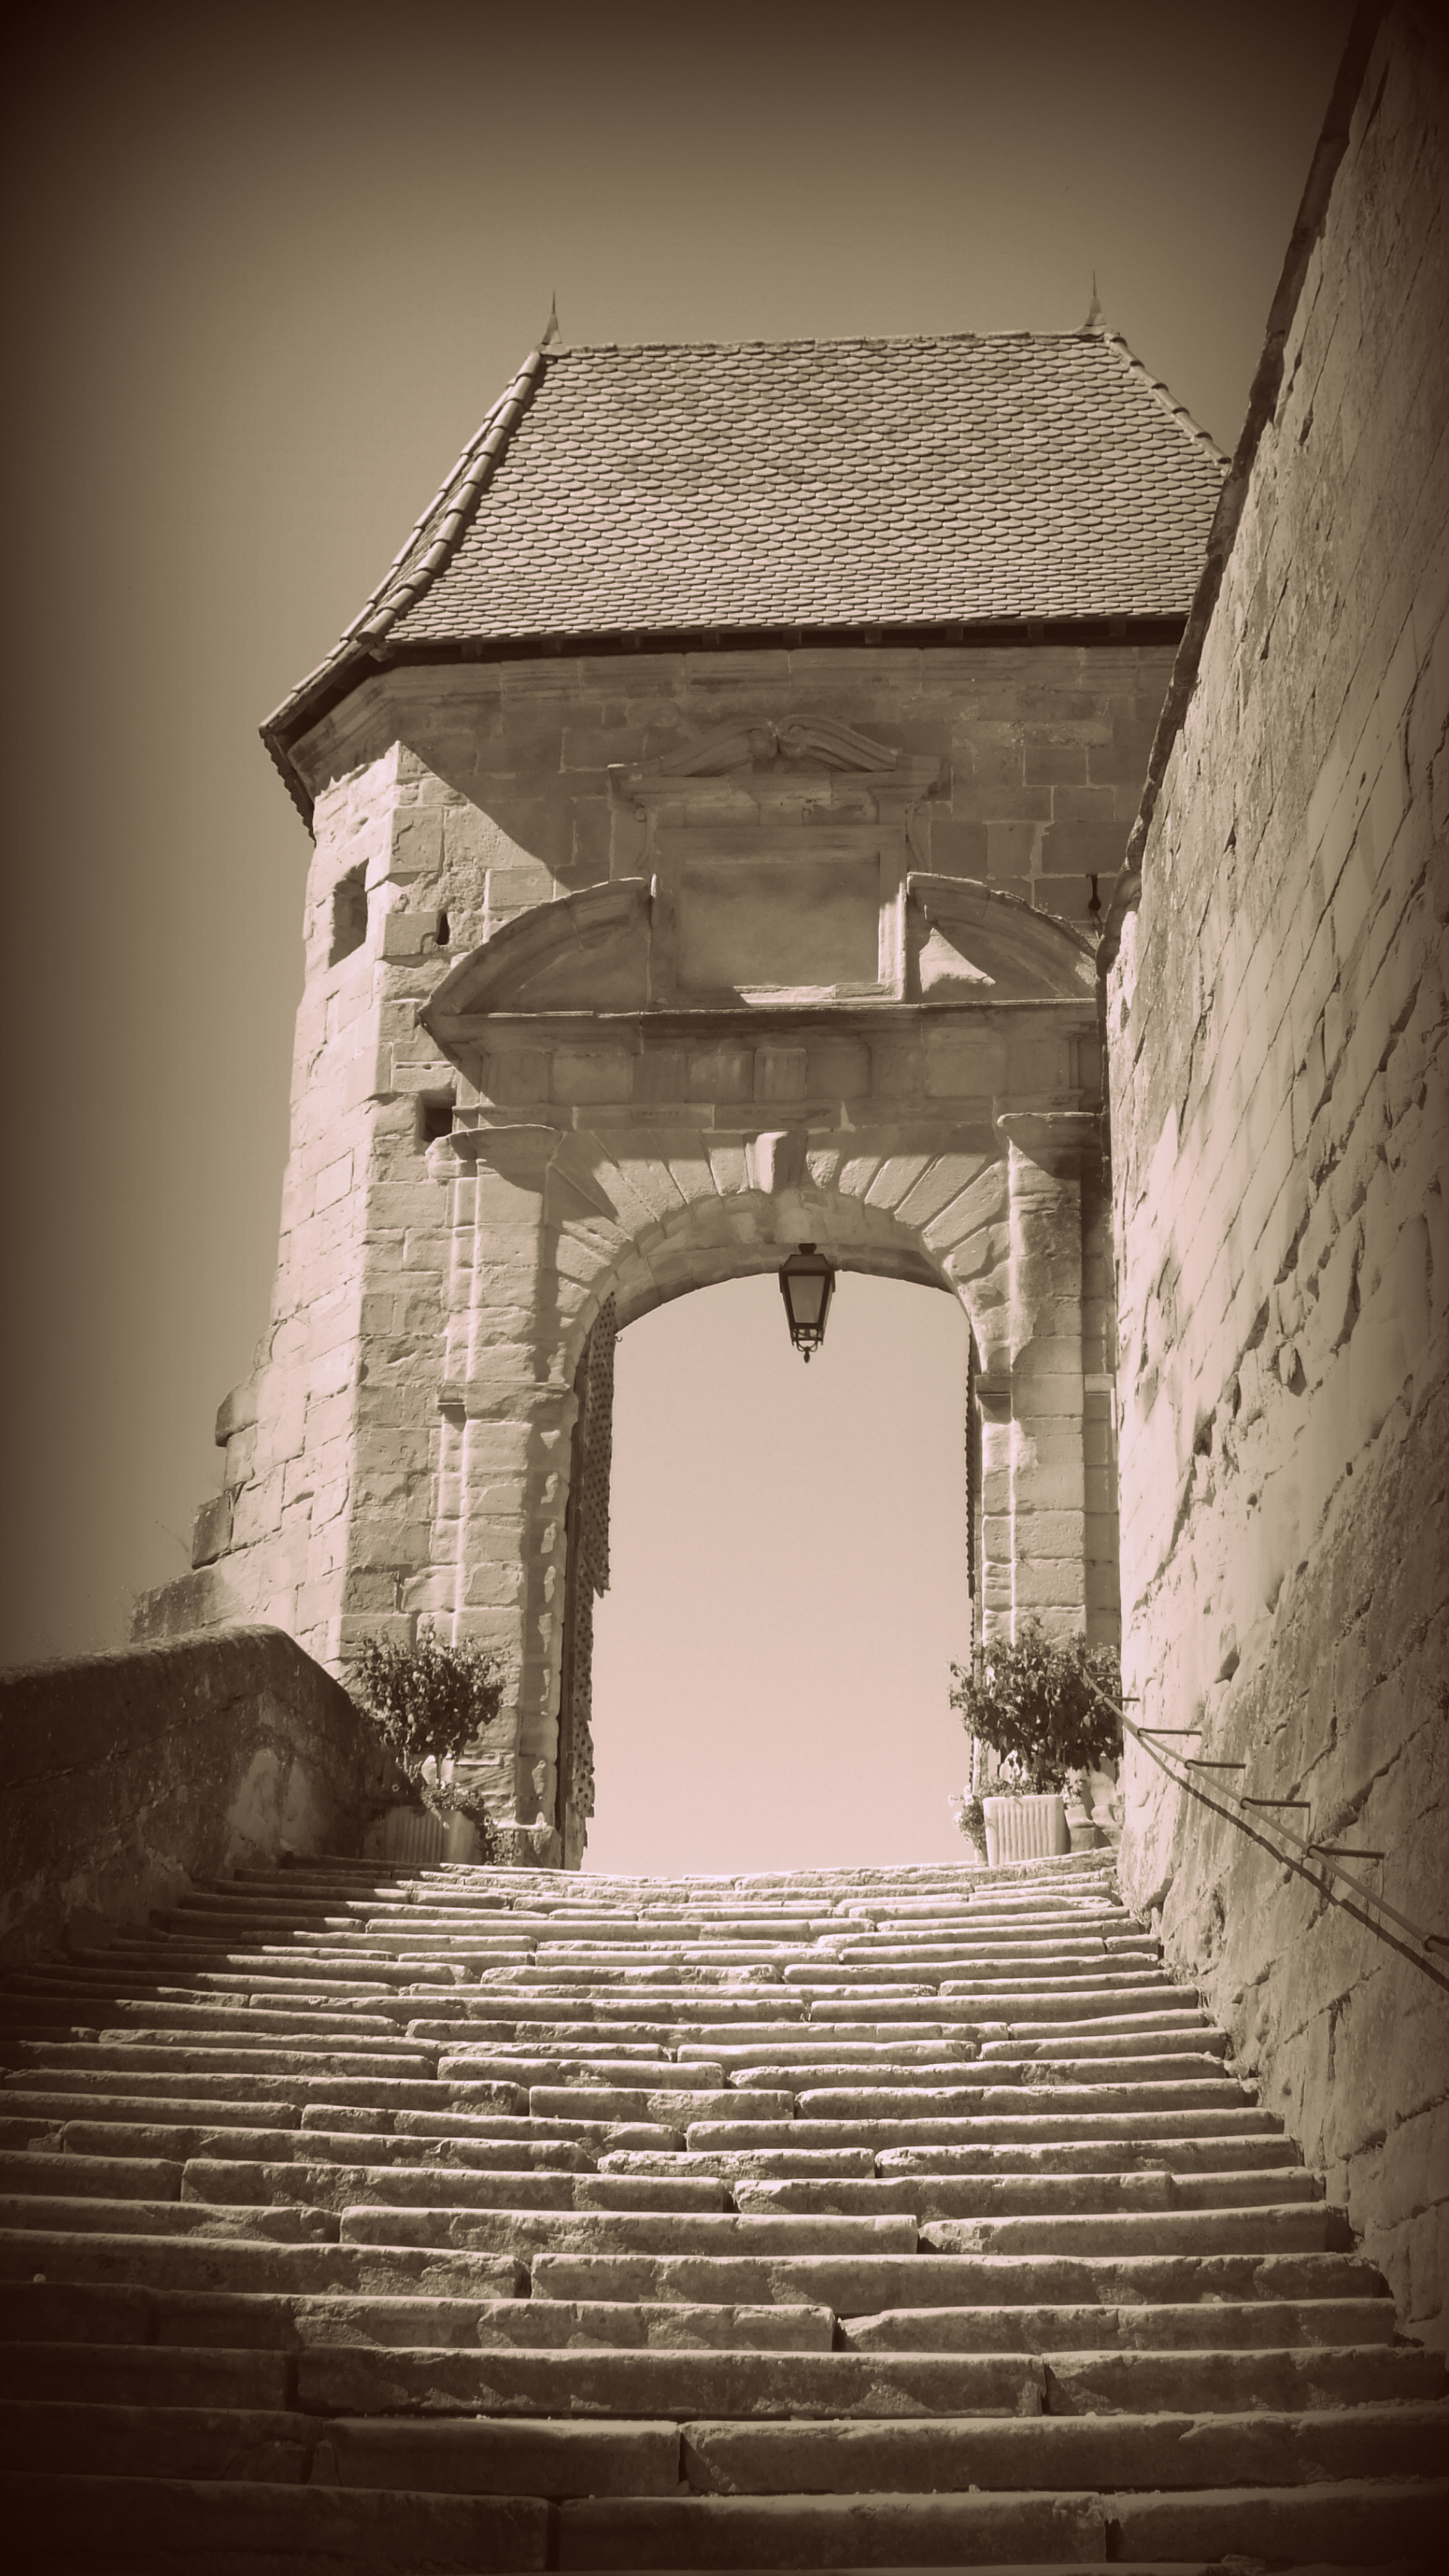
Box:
352 1634 504 1859
952 1792 988 1860
949 1620 1122 1792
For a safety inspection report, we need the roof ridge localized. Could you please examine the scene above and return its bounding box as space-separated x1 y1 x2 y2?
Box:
259 345 547 755
539 327 1129 357
1095 327 1230 470
353 348 548 643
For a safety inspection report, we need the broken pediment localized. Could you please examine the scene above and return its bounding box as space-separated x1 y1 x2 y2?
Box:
649 715 904 777
906 875 1098 1000
422 879 652 1030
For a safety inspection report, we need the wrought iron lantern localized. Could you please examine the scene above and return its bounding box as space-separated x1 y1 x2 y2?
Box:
778 1242 836 1362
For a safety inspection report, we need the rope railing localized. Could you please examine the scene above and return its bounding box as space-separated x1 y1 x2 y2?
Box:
1082 1674 1449 1996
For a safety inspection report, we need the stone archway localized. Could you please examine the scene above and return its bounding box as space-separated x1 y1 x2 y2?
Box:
417 833 1118 1856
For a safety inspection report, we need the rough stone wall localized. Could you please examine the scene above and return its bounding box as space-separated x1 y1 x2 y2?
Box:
0 1625 384 1965
1107 8 1449 2344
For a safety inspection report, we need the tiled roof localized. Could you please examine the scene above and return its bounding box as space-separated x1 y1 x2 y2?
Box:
266 330 1225 791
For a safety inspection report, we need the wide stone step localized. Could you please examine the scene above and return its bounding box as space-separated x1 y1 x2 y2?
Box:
0 2150 185 2201
0 2341 290 2406
0 2278 836 2352
0 2226 526 2298
334 2209 921 2258
5 2468 550 2571
673 2402 1449 2492
179 2159 731 2215
528 2249 1384 2309
47 2120 597 2171
550 2477 1448 2568
0 2196 335 2241
3 2039 438 2078
727 2169 1323 2218
0 2089 301 2130
298 2343 1047 2417
685 2107 1285 2149
783 2081 1251 2117
919 2204 1345 2255
0 2396 680 2493
874 2134 1302 2173
297 2336 1444 2420
840 2294 1402 2351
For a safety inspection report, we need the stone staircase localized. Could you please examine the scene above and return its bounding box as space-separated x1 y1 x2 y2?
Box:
0 1848 1443 2571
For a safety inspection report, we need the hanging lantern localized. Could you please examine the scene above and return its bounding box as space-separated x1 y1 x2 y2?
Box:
778 1243 836 1362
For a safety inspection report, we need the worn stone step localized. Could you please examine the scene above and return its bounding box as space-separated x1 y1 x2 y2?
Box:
3 2466 547 2565
0 2276 565 2352
399 2110 689 2153
787 2081 1250 2118
686 2110 1285 2153
1039 2342 1447 2412
0 2196 335 2242
734 2062 1005 2095
599 2148 876 2181
529 2248 1385 2311
521 2086 797 2125
550 2475 1447 2568
729 2169 1323 2219
297 2341 1047 2418
674 2040 979 2068
987 2054 1235 2089
875 2135 1303 2175
0 2150 185 2201
919 2204 1343 2255
0 2395 680 2492
0 2087 300 2129
0 2340 290 2407
439 2057 727 2090
840 2294 1402 2352
47 2120 590 2171
336 2208 920 2258
5 2067 448 2111
4 2038 437 2078
978 2028 1228 2060
0 2226 526 2299
562 2487 1111 2565
676 2401 1449 2492
179 2159 730 2215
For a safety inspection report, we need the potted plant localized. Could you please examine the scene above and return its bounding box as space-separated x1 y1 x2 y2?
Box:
350 1633 504 1865
949 1622 1122 1864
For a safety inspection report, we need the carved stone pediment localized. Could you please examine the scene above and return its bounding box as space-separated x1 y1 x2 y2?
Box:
649 716 905 778
906 875 1098 1001
418 869 1098 1069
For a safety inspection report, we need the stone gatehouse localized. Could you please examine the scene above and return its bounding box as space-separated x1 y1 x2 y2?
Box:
135 327 1224 1861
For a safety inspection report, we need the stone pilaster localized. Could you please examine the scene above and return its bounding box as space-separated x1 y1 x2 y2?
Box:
441 1122 587 1824
995 1111 1096 1641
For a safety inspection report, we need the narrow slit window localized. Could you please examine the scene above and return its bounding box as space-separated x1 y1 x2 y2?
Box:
329 866 368 966
420 1098 455 1145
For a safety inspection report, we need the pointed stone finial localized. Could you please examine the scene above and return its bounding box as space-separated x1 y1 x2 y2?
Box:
1083 273 1104 331
541 293 561 348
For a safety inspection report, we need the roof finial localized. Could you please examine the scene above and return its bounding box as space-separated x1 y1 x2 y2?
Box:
541 292 561 349
1083 273 1103 331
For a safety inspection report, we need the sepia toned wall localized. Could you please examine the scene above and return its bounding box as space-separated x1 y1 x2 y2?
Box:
1107 5 1449 2343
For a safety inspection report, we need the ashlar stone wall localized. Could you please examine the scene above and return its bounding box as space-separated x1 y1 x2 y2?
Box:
1107 7 1449 2345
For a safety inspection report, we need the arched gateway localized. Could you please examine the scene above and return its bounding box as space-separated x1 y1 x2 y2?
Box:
136 328 1225 1863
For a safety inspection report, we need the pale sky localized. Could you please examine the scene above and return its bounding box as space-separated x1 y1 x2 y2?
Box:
0 1 1353 1868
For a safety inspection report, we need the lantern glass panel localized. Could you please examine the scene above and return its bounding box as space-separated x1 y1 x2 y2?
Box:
788 1273 827 1327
